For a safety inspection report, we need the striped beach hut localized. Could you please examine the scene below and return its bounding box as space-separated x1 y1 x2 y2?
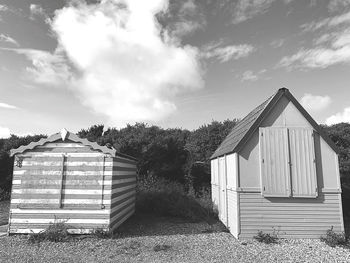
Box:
211 88 344 239
8 129 137 234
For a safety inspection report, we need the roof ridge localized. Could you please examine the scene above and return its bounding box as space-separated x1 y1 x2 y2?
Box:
10 130 137 161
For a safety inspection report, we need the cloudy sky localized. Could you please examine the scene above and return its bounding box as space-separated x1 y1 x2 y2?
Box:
0 0 350 137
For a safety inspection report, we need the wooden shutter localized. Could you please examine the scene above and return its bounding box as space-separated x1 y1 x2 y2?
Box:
288 128 318 198
259 128 291 197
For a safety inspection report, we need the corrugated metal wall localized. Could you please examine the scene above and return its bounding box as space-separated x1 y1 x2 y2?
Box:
259 128 291 197
289 128 318 197
9 141 137 234
109 157 137 231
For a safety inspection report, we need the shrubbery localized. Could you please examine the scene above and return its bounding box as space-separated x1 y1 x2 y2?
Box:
136 175 216 222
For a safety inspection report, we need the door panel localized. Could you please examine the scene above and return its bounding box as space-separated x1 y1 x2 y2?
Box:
218 157 227 225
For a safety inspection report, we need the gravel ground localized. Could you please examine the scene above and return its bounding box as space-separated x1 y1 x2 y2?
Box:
0 213 350 263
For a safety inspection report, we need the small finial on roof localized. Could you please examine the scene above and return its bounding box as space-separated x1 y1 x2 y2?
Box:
60 128 68 141
279 87 288 92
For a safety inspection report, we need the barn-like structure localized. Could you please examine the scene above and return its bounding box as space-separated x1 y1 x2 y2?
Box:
8 129 137 234
211 88 344 239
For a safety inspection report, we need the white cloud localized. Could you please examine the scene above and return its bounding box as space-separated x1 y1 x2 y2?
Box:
232 0 275 24
280 10 350 70
279 30 350 69
30 4 50 23
0 34 19 46
326 107 350 125
300 94 331 112
164 0 206 38
202 42 255 62
2 47 72 85
0 102 17 109
31 0 204 127
30 4 46 18
0 126 10 138
241 70 258 81
270 39 285 48
0 4 8 12
328 0 350 12
301 10 350 32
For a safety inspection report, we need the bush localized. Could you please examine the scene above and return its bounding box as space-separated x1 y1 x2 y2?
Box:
136 175 215 222
254 230 279 244
321 227 349 248
28 221 71 243
0 188 10 201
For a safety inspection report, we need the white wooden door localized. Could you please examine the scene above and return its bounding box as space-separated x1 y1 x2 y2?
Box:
218 156 227 226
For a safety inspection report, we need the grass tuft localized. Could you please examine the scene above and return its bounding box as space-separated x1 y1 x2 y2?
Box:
254 229 279 244
153 244 171 252
28 221 71 243
91 228 114 239
321 227 349 248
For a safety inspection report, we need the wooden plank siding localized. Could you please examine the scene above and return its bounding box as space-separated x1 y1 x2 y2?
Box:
9 140 137 234
109 156 137 231
238 192 344 239
227 189 239 237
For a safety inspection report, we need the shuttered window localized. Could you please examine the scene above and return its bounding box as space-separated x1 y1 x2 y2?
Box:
289 128 318 197
259 128 291 197
259 127 318 198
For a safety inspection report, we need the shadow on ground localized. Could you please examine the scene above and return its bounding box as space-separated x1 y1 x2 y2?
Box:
114 212 228 238
0 201 10 226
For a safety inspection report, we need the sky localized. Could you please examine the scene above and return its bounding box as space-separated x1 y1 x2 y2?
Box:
0 0 350 137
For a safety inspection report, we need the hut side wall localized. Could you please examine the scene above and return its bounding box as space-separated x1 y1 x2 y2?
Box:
109 156 137 231
9 141 112 234
237 98 344 238
211 159 220 213
211 154 239 238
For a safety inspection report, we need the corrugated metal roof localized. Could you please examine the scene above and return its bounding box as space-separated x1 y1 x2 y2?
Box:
211 88 340 159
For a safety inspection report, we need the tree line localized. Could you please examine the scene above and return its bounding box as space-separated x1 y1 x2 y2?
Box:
1 121 350 194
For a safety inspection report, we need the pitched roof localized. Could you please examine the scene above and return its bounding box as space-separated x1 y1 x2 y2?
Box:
10 129 137 161
211 88 339 159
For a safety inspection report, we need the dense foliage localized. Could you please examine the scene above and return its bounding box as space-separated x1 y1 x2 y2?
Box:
1 121 350 197
0 134 47 192
322 123 350 182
